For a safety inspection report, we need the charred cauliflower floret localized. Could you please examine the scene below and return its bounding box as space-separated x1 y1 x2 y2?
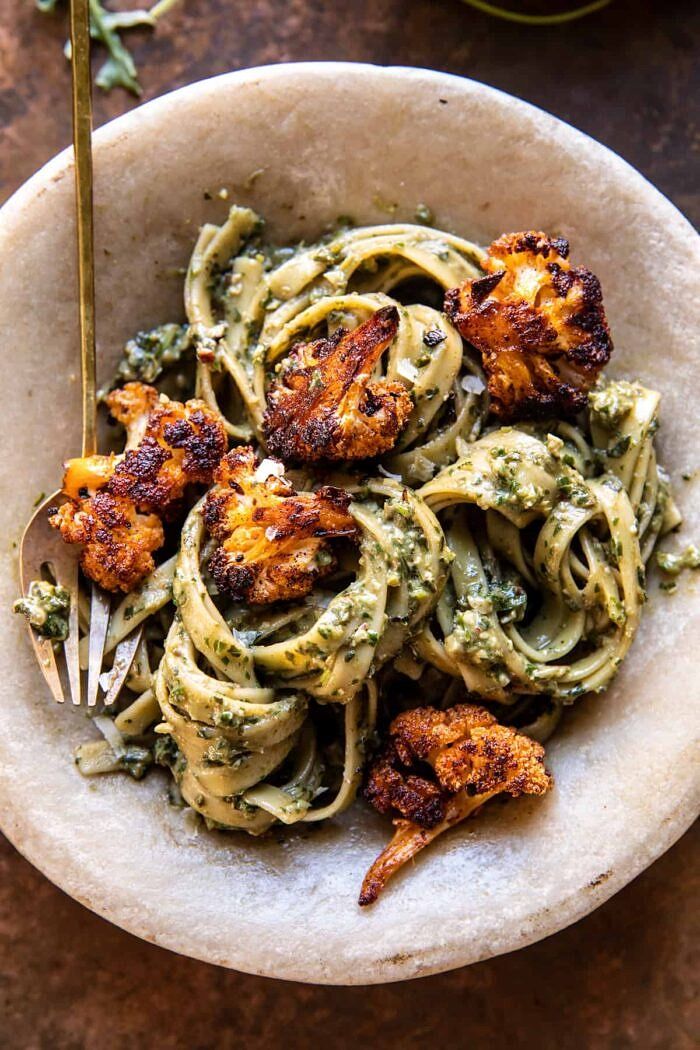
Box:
203 446 358 605
51 383 227 593
61 454 118 501
263 305 412 462
360 703 552 905
105 382 227 513
445 231 612 420
105 381 159 446
50 492 164 593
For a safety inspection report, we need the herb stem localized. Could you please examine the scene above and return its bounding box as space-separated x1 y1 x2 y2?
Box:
149 0 182 22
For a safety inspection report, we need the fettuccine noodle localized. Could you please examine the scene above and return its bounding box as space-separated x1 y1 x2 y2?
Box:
75 207 679 836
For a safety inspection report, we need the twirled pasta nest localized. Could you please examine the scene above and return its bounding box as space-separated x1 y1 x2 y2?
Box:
153 477 450 830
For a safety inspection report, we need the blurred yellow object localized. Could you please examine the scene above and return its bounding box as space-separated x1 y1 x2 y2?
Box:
460 0 611 24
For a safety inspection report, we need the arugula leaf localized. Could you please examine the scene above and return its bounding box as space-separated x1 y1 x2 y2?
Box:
89 0 146 95
36 0 180 96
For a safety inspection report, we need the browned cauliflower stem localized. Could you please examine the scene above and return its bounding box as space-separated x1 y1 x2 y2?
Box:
360 704 552 905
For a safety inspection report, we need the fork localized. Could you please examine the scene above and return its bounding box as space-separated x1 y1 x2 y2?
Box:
17 0 134 706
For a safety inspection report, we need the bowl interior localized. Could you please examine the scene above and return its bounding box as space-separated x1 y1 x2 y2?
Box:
0 64 698 984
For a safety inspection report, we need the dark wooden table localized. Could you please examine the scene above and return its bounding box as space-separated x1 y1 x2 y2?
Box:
1 1 697 1046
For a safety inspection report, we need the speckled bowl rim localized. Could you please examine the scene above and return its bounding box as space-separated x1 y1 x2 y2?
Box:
0 63 698 985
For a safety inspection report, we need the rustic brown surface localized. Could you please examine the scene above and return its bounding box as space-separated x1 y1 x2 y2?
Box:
0 0 698 1046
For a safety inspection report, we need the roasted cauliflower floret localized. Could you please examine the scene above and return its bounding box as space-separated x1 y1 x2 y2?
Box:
105 382 227 512
50 492 164 593
51 383 227 593
360 703 551 905
106 381 159 446
203 446 358 605
445 231 612 420
61 454 118 501
262 305 412 462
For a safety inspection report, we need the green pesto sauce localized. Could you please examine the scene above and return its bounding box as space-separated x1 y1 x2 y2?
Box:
451 609 509 686
13 580 70 641
656 544 700 576
111 323 193 387
589 379 639 429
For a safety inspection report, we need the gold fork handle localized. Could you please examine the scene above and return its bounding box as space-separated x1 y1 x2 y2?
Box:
69 0 97 458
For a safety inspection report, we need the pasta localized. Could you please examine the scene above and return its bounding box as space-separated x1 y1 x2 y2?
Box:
22 206 680 898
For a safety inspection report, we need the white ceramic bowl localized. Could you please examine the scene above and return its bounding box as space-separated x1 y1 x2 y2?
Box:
0 63 698 985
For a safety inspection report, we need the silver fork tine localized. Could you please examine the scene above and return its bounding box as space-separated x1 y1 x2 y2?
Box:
58 557 82 705
18 508 66 705
99 627 143 707
87 584 111 707
36 508 84 705
32 635 65 703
